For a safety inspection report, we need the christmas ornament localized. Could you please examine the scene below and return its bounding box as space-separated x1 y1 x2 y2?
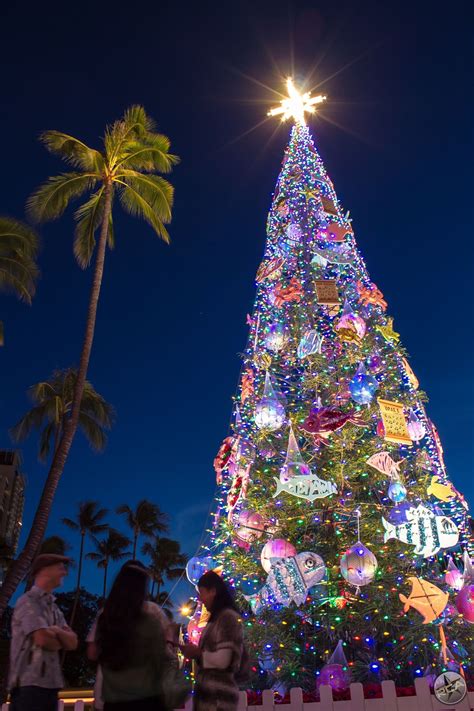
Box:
401 356 419 389
445 557 464 591
256 256 285 282
253 351 272 370
302 405 365 444
213 436 236 484
270 277 303 308
234 509 266 546
399 577 449 623
382 504 459 557
407 409 426 441
240 368 255 405
317 641 351 691
357 281 387 310
375 317 400 344
285 223 303 248
427 475 456 502
264 322 288 352
275 199 289 217
388 480 407 502
312 244 354 265
254 372 286 431
367 354 383 371
320 222 352 243
311 252 328 268
340 541 378 587
260 539 297 572
366 452 402 478
246 551 326 613
315 279 340 307
273 470 337 502
186 556 215 586
335 306 366 338
297 329 323 358
377 399 412 444
320 196 338 216
336 327 362 346
456 584 474 623
434 672 467 705
349 363 379 405
279 425 311 482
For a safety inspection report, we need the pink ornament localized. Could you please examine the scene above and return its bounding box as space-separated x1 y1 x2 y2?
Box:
335 313 366 339
445 558 464 591
377 420 385 437
317 664 351 691
187 617 203 644
234 510 265 544
456 584 474 623
325 222 352 243
260 539 296 573
407 409 426 442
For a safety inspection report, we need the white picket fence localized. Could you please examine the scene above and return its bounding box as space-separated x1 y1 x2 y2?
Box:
2 679 473 710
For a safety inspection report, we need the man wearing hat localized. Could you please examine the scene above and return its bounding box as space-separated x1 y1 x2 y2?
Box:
8 553 78 711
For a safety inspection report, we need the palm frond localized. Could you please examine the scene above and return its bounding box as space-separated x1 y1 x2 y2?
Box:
27 173 98 223
0 217 39 259
39 131 103 171
62 517 80 531
77 411 108 452
0 217 40 303
116 134 179 174
10 404 51 442
38 420 56 461
117 174 173 243
73 187 106 268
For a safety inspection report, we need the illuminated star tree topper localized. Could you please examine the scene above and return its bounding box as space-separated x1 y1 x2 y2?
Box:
268 77 326 125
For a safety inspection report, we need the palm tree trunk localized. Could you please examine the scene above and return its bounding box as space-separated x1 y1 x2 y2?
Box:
133 532 138 559
103 562 108 599
0 183 113 619
151 578 156 597
69 532 85 628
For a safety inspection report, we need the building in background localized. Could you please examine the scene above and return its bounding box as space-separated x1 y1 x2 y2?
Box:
0 450 25 553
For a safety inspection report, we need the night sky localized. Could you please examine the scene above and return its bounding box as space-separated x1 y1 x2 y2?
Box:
1 0 472 604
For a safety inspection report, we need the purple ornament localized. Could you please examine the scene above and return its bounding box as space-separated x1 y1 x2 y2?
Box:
386 501 411 524
367 354 382 371
456 585 474 623
317 664 351 691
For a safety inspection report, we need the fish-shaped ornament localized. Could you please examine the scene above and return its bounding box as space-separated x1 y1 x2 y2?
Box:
375 317 400 344
245 551 326 614
367 452 403 478
256 256 285 283
312 244 355 266
273 472 337 502
399 576 449 624
297 329 323 359
302 406 366 445
382 504 459 558
427 475 457 502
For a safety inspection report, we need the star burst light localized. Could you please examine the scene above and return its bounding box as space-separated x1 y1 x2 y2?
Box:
268 77 326 125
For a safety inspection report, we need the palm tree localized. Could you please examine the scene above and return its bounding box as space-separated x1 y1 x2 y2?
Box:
10 368 114 462
142 537 186 598
86 529 130 598
0 216 39 345
62 501 108 627
116 500 168 559
0 106 178 617
153 590 174 611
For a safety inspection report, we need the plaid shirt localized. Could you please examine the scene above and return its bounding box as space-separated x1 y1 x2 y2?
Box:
8 585 66 690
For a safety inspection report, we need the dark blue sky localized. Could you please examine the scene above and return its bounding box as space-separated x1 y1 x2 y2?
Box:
1 0 472 604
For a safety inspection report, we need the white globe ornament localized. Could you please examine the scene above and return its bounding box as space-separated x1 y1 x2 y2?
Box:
264 322 288 353
388 480 407 503
340 541 378 587
254 372 286 431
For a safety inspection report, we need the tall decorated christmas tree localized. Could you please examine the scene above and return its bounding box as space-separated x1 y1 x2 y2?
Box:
187 79 474 691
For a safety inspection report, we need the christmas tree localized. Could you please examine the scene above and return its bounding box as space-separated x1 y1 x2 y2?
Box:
187 79 474 692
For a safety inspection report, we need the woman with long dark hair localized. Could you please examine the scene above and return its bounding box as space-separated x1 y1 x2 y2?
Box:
88 560 187 710
180 571 244 711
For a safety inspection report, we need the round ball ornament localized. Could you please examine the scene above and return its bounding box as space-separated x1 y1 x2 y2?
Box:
260 539 296 573
367 354 383 372
456 584 474 623
349 363 379 405
317 664 351 692
388 480 407 503
340 541 378 587
186 555 215 586
234 510 265 544
264 322 288 353
255 396 286 431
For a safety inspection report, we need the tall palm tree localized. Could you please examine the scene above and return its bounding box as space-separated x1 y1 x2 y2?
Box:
0 216 39 345
10 368 114 462
116 500 168 559
62 501 108 627
153 590 174 611
86 529 130 598
142 537 186 598
0 106 178 616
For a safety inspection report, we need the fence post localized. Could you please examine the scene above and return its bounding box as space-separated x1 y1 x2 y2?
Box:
349 682 365 711
262 688 274 711
413 677 433 711
380 680 398 711
57 701 64 711
318 684 334 711
73 702 85 711
290 686 304 711
238 690 248 711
